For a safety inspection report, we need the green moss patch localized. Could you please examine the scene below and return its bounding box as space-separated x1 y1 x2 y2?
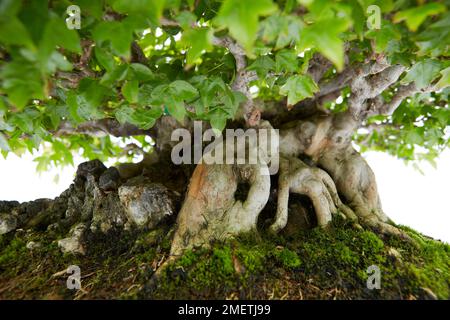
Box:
1 217 449 299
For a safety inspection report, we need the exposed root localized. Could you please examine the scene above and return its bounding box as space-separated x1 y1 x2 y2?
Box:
270 156 358 233
170 162 271 256
169 121 278 256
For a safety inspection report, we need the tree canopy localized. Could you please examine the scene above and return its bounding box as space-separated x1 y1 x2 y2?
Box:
0 0 449 170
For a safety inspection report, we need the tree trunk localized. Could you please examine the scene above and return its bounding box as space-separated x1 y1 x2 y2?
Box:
169 112 408 260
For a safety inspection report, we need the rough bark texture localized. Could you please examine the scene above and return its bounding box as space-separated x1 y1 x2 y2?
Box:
168 112 407 262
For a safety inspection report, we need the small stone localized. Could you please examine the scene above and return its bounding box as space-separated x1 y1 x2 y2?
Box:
0 213 17 235
99 167 121 191
420 287 438 300
119 178 174 229
76 159 107 179
57 223 87 255
26 241 41 250
387 247 402 261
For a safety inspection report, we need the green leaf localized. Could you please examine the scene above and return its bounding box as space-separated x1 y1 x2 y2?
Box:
260 15 303 48
402 59 442 90
112 0 166 23
67 80 107 122
279 74 318 106
95 47 115 72
298 17 350 71
176 11 197 30
45 51 73 73
365 21 401 54
275 16 303 49
129 63 155 82
101 64 129 85
405 128 423 145
0 0 21 18
436 67 450 89
169 80 198 101
210 110 228 133
74 0 104 19
150 81 198 123
122 80 139 103
115 105 133 124
39 16 81 60
415 13 450 57
0 132 10 152
115 105 161 129
275 49 298 73
260 15 283 43
9 108 40 134
0 17 34 48
247 56 275 78
348 0 365 39
181 27 213 66
165 97 186 123
394 3 446 32
0 58 44 109
93 21 133 58
215 0 277 54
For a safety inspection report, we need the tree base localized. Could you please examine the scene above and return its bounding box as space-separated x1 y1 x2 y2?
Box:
1 214 448 300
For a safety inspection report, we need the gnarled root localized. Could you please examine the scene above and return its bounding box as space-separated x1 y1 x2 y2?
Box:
270 156 357 233
169 120 278 256
318 145 411 240
170 162 270 257
149 161 271 286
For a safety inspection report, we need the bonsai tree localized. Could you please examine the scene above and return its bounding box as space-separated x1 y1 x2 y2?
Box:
0 0 449 271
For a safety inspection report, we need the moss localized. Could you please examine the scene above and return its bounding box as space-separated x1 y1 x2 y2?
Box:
235 245 267 274
273 248 301 269
212 247 235 275
0 237 27 266
164 245 237 292
334 243 360 265
1 217 450 299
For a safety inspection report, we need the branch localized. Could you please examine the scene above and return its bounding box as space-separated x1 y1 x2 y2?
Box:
160 17 181 27
212 36 259 126
131 41 148 64
307 53 333 83
374 83 437 116
348 59 406 120
54 119 154 138
286 56 388 118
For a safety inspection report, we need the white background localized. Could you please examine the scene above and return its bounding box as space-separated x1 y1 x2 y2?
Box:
0 150 449 243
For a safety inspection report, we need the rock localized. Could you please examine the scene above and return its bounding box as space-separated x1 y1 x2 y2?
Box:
26 241 41 250
0 213 17 235
57 223 87 255
119 177 174 229
76 159 107 179
59 170 127 235
12 198 53 229
24 199 65 230
0 200 20 213
99 167 121 191
387 247 402 261
90 189 127 233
